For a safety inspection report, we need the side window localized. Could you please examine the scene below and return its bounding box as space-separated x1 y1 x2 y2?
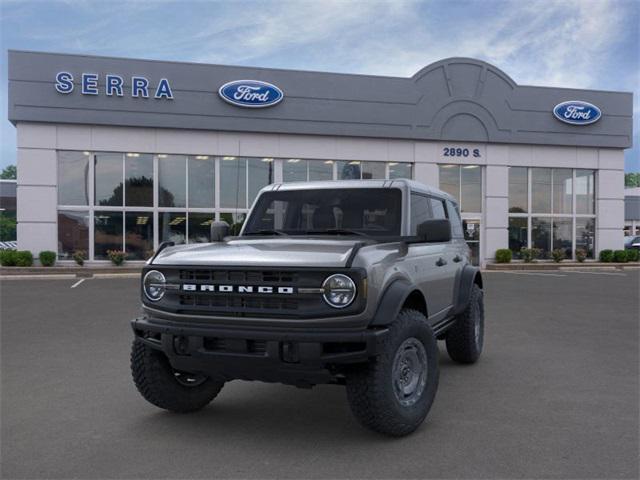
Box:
410 193 432 234
446 200 464 238
430 198 447 220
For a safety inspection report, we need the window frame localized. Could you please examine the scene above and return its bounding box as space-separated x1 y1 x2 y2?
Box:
507 168 597 260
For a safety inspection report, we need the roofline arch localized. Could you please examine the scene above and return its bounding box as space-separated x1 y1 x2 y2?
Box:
412 57 517 88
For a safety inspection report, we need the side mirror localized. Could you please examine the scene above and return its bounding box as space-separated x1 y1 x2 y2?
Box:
416 219 451 243
210 221 230 242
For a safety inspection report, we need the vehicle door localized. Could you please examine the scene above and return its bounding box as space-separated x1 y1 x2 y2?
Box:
407 193 452 319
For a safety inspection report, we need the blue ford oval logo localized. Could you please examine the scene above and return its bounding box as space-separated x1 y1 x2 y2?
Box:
553 100 601 125
218 80 283 108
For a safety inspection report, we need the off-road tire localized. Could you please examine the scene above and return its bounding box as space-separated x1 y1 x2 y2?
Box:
345 309 439 436
131 340 224 413
445 283 484 364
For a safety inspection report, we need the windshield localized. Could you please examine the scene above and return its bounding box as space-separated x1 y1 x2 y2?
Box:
242 188 402 237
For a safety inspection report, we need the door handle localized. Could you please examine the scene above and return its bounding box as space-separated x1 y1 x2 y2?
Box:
453 255 462 263
436 257 447 267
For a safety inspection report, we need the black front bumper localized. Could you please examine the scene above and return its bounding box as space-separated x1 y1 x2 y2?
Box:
131 316 388 386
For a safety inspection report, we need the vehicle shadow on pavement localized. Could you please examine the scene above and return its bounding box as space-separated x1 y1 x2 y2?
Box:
127 349 460 443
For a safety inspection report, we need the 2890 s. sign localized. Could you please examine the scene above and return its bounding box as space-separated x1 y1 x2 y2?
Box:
553 100 601 125
218 80 284 108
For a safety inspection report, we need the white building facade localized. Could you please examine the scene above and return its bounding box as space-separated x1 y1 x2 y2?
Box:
8 52 633 266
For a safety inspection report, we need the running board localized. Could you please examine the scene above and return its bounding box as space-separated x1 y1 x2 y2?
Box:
432 317 457 337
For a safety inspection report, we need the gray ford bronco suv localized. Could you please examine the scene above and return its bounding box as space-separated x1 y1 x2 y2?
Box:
131 179 484 436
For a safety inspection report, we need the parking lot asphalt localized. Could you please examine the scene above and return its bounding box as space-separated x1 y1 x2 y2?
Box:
1 271 639 479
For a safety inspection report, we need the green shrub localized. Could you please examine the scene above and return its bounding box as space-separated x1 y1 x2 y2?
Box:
495 249 512 263
575 249 587 263
626 249 639 262
613 250 628 263
73 250 87 266
39 250 56 267
107 249 127 266
551 249 565 263
0 249 17 266
520 248 533 263
0 215 17 242
15 250 34 267
599 249 614 262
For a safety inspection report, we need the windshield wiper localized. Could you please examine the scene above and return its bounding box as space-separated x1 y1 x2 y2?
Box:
305 228 368 237
244 229 288 236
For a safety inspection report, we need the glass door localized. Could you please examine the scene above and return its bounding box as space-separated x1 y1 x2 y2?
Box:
462 218 481 266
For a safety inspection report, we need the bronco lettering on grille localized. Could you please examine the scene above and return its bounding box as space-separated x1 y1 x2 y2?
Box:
182 284 295 294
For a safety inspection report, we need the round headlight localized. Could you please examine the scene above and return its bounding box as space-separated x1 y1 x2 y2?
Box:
143 270 166 302
322 274 356 308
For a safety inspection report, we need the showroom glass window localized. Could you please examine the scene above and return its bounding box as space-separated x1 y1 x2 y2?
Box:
248 158 274 205
188 156 215 208
159 212 186 244
283 160 410 182
58 210 89 259
283 159 334 182
508 167 527 213
94 211 122 259
336 161 389 180
575 169 595 214
58 151 90 206
124 153 153 207
283 159 307 182
438 165 482 213
56 152 415 261
158 155 186 208
125 212 153 260
507 168 596 259
388 163 412 179
309 160 334 181
220 157 247 209
94 152 123 206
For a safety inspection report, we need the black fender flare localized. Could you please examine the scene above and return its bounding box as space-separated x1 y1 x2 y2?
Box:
453 265 483 315
369 278 417 326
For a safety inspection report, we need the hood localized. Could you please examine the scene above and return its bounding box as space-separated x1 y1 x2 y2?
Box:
151 238 362 267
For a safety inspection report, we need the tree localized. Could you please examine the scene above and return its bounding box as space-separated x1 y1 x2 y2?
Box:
625 173 640 188
1 165 16 179
0 215 16 241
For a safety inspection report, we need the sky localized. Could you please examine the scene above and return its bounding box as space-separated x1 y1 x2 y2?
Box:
0 0 638 172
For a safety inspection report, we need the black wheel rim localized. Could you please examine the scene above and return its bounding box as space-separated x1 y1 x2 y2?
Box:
173 370 207 387
392 337 428 407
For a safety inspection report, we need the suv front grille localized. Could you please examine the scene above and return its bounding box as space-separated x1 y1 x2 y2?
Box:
179 269 299 284
145 267 366 319
179 293 299 312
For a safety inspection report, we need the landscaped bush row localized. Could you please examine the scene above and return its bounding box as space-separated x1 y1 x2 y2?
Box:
1 250 56 267
0 250 34 266
0 249 132 266
495 247 640 264
599 249 639 263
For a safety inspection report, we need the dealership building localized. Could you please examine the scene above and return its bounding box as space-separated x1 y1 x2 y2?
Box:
7 50 633 265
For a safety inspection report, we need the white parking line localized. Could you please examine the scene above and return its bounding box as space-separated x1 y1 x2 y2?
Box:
567 270 627 276
490 271 567 277
70 278 86 288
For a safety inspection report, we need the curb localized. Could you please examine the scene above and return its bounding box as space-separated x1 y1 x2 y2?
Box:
0 266 143 277
0 272 141 280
